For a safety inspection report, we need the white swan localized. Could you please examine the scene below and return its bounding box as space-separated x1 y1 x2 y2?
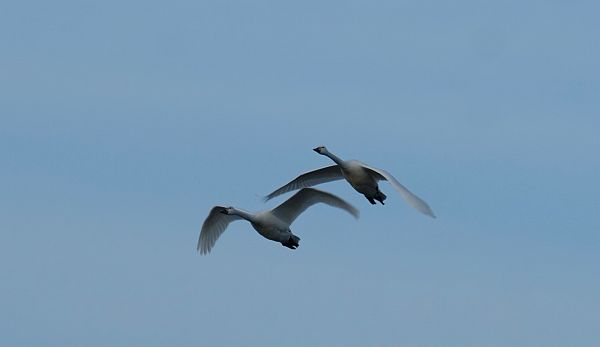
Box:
265 146 435 218
197 188 359 254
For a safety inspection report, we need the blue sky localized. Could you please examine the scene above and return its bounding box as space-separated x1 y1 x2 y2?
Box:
1 1 599 346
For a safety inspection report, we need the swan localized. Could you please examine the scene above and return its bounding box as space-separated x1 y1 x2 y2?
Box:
197 188 359 254
265 146 435 218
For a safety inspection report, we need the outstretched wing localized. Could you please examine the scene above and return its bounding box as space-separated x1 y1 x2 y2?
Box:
362 165 436 218
264 165 344 201
197 206 243 254
271 188 359 225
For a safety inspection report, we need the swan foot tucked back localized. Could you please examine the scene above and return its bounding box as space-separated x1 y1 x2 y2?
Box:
264 146 435 218
375 189 386 205
281 235 300 249
367 189 386 205
197 188 359 254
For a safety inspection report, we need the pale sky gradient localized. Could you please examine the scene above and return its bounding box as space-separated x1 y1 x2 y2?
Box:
1 1 599 346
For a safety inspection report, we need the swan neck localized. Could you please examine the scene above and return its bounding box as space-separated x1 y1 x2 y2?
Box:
323 150 344 165
230 208 255 222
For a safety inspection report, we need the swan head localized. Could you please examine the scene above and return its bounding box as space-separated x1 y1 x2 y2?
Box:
220 206 234 215
313 146 327 155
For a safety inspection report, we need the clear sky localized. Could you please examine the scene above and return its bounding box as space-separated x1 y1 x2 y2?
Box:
1 1 599 346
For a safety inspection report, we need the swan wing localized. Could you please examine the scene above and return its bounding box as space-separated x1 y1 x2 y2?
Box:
197 206 244 254
264 165 344 201
362 165 436 218
271 188 359 225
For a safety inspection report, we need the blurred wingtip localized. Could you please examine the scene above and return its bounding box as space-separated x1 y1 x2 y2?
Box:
262 194 274 203
255 193 271 203
424 208 436 219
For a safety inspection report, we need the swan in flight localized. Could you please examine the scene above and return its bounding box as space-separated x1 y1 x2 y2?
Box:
197 188 359 254
265 146 435 218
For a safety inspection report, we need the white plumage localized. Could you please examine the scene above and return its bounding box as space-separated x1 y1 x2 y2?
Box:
198 188 359 254
265 146 435 218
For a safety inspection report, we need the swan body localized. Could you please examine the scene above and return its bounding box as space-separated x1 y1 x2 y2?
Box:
197 188 359 254
265 146 435 218
339 160 379 197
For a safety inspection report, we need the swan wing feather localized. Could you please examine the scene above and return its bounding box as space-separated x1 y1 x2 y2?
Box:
271 188 359 225
362 165 436 218
264 165 344 201
197 206 243 254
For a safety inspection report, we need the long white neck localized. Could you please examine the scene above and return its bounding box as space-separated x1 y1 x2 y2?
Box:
322 149 345 166
230 208 256 222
